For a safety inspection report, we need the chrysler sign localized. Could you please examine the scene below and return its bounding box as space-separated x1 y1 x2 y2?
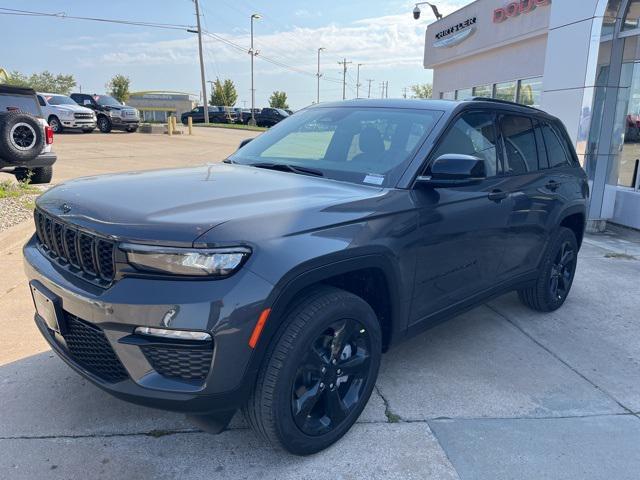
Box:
494 0 551 23
434 17 477 48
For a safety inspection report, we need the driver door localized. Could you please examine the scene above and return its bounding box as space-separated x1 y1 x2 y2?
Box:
410 110 513 325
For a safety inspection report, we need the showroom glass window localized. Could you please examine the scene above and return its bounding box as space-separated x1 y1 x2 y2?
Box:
623 0 640 30
517 78 543 108
441 91 455 100
473 85 492 98
494 81 517 102
501 115 539 174
456 88 473 100
430 112 498 177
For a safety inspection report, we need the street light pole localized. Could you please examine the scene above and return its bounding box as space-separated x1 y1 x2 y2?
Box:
193 0 209 124
249 13 261 126
356 63 364 98
317 47 325 104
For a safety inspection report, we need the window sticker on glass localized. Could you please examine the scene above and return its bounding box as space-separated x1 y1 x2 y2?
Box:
363 174 385 185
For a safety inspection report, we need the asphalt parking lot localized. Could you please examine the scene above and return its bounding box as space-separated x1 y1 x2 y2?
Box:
1 130 640 479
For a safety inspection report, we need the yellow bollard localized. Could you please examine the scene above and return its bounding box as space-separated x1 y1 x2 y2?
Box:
187 116 193 135
170 116 176 134
167 116 172 136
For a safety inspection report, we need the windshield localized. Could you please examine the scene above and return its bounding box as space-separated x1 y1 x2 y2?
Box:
276 109 289 117
46 95 77 106
94 95 122 107
229 107 442 186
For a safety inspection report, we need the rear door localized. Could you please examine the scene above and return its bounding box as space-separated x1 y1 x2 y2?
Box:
494 114 560 279
410 110 514 324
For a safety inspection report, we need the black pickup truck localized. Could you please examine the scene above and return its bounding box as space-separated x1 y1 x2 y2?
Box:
0 84 56 184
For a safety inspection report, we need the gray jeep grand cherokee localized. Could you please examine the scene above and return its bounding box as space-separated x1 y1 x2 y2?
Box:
24 98 588 454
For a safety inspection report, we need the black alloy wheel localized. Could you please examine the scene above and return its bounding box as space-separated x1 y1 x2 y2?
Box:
549 240 576 302
48 117 63 134
292 318 372 436
518 226 579 312
11 123 36 149
244 286 382 455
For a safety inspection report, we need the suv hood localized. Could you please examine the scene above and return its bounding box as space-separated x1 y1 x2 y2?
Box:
36 164 384 246
52 104 94 114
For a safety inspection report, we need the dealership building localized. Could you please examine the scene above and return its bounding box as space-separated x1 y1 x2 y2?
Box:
424 0 640 231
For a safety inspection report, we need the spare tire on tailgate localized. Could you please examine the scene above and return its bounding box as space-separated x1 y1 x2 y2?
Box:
0 112 45 164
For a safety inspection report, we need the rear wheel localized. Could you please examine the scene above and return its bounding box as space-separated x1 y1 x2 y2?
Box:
243 286 381 455
518 227 578 312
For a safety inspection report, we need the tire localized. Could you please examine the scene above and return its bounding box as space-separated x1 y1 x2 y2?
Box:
126 126 138 133
0 112 45 164
48 116 63 134
97 116 112 133
243 286 382 455
518 226 578 312
14 166 52 184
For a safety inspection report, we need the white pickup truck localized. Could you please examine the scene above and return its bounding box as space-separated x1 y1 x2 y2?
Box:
37 93 96 134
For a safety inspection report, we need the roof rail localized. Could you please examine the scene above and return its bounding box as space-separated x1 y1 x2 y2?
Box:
468 96 542 111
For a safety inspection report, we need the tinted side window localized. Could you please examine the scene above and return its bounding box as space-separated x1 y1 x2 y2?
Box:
541 123 570 168
37 95 46 107
533 120 549 169
501 115 538 174
431 112 498 177
0 93 41 116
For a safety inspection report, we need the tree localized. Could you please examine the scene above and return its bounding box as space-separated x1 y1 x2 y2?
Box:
410 83 433 99
209 78 238 107
106 74 131 103
269 91 289 109
5 70 76 94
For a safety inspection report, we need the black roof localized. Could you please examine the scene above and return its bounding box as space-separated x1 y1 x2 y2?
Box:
0 84 37 96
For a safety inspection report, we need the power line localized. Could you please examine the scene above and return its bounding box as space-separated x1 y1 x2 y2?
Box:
0 7 192 30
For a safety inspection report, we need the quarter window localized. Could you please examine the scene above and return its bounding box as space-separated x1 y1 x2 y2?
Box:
541 123 570 168
431 112 498 177
501 115 539 174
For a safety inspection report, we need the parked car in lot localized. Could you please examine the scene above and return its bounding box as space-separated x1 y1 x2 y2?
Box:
24 98 588 454
0 84 56 183
253 107 289 127
37 93 96 134
70 93 139 133
181 106 236 125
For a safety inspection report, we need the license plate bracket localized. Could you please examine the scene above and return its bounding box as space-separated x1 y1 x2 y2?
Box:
30 282 66 335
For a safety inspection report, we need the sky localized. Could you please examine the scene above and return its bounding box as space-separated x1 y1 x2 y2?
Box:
0 0 469 110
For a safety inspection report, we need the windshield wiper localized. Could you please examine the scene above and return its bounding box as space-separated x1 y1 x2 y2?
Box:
247 162 324 177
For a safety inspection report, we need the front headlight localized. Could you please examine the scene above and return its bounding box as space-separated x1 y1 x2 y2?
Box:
121 244 251 277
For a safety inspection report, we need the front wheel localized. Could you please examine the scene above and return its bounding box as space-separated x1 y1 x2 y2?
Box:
14 166 52 184
97 116 112 133
243 286 381 455
48 116 63 134
518 227 578 312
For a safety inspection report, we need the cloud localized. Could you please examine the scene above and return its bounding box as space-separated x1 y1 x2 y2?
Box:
64 2 469 75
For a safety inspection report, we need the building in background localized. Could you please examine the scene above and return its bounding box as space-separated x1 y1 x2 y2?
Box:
127 91 197 123
424 0 640 231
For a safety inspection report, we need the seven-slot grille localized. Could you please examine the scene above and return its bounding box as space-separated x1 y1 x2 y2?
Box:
74 112 93 119
34 209 116 285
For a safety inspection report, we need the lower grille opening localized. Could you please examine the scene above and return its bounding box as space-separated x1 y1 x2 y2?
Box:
141 345 213 381
62 314 129 383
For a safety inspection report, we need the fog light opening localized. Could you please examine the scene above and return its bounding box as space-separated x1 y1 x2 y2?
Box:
134 326 212 342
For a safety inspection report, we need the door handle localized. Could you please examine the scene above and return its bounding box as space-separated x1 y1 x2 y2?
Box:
546 180 560 191
488 189 508 202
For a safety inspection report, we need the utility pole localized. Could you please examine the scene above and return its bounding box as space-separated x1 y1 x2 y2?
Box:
403 87 408 99
366 79 373 98
317 47 325 104
249 13 261 126
356 63 364 98
338 58 352 100
193 0 209 124
385 81 389 98
379 82 385 98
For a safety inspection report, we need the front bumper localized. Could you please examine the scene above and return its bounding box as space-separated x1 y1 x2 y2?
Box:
23 235 273 414
61 119 96 129
111 117 139 129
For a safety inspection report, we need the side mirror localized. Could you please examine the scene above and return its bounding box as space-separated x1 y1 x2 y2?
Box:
416 154 486 187
238 138 253 150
